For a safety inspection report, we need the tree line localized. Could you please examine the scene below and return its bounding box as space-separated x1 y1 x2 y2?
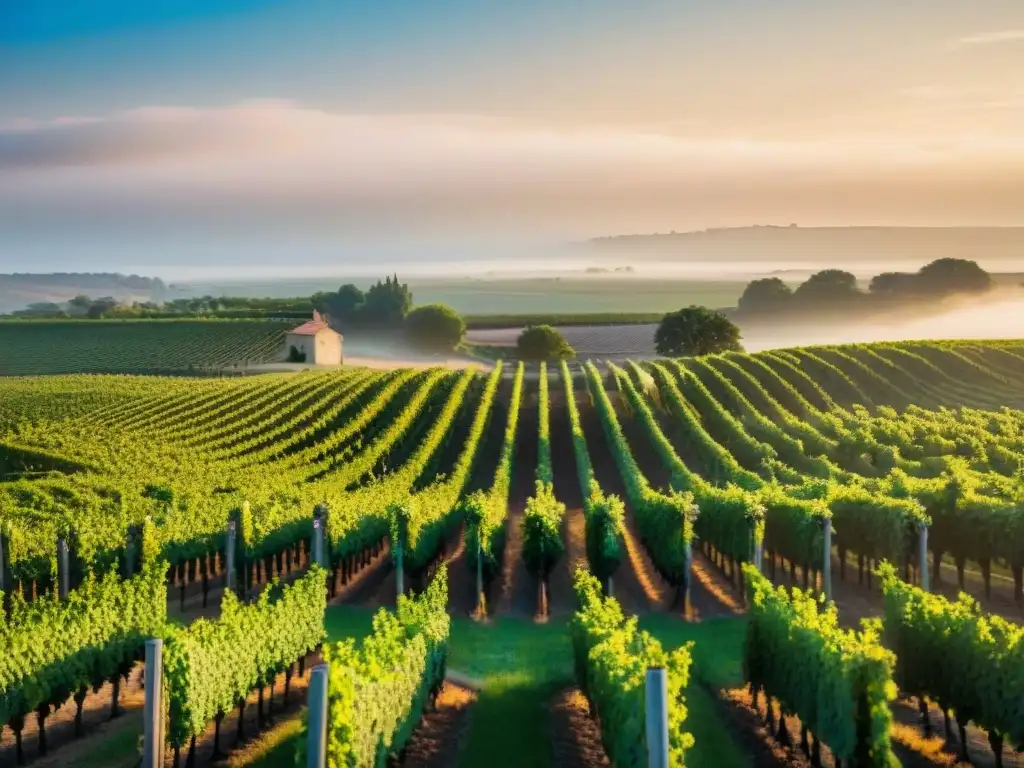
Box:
736 258 993 318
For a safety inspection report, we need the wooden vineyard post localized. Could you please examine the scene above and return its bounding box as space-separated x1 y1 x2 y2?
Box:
306 664 329 768
918 522 930 593
57 535 70 599
645 667 669 768
822 518 833 603
143 639 164 768
225 517 237 594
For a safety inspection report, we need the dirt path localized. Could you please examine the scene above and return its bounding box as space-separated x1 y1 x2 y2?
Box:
163 651 320 767
549 688 610 768
442 523 477 618
494 401 539 618
400 682 477 768
0 670 146 767
608 398 741 621
577 403 667 615
337 539 396 607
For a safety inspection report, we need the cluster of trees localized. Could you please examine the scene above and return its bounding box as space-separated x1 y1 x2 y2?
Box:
737 258 993 317
314 277 468 354
11 294 313 320
312 276 413 329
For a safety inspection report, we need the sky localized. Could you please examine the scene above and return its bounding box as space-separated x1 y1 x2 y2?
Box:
2 0 1024 277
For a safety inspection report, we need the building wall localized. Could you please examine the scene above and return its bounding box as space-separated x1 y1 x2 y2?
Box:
312 330 343 365
284 330 343 365
284 333 314 362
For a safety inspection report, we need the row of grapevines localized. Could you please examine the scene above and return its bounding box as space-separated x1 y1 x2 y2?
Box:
642 360 782 481
321 371 477 561
561 360 624 587
318 567 450 766
0 556 165 733
403 364 503 573
583 361 697 588
607 362 770 566
877 563 1023 758
522 364 566 612
677 358 842 480
708 355 838 460
210 370 385 464
163 565 327 748
632 362 762 490
180 371 362 452
743 566 897 767
571 568 694 766
0 320 286 375
465 362 524 586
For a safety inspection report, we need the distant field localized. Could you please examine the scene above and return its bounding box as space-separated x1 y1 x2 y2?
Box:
174 275 751 315
468 323 659 358
409 277 748 315
0 320 285 376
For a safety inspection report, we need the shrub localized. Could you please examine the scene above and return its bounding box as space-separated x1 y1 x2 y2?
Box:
654 306 742 357
405 304 466 353
516 325 575 361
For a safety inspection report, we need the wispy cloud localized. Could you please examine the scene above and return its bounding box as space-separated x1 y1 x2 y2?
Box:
1 101 1023 242
954 30 1024 48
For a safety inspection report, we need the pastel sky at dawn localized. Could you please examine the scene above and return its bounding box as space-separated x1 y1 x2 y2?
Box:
2 0 1023 275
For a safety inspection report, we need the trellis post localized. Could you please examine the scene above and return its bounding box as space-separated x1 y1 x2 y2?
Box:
918 522 930 593
142 639 164 768
312 506 326 568
645 667 669 768
307 664 329 768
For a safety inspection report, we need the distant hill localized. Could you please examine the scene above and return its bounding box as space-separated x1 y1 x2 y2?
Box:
586 226 1024 267
0 272 167 314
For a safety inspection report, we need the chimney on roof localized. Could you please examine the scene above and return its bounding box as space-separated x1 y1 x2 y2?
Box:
312 309 323 324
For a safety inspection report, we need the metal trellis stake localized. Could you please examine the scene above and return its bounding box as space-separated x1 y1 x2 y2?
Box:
307 664 329 768
645 667 670 768
142 639 164 768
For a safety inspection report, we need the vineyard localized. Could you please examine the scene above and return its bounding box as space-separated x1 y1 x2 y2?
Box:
1 338 1024 767
0 321 287 376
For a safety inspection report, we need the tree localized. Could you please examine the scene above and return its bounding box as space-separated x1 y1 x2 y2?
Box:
916 258 992 295
517 325 575 361
317 284 365 326
654 306 743 357
737 277 794 314
362 275 413 328
67 295 93 315
405 304 466 353
793 269 861 304
86 297 119 319
869 272 917 294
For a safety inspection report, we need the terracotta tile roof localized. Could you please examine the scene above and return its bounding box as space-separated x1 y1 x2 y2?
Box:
289 320 330 336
